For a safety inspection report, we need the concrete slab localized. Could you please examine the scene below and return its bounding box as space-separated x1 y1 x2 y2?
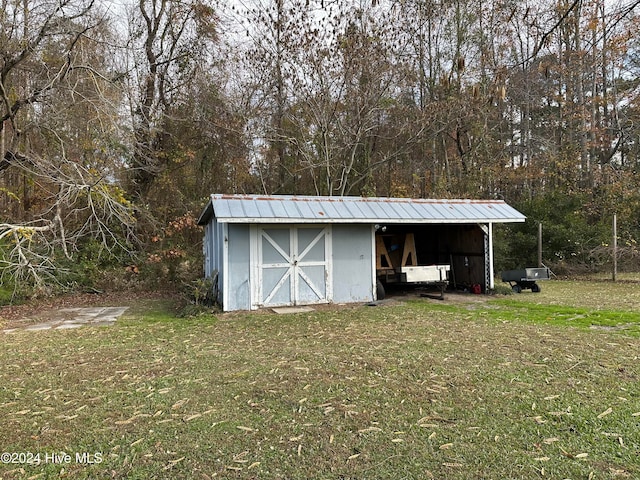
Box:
271 306 315 314
24 322 58 331
55 323 84 330
2 306 129 333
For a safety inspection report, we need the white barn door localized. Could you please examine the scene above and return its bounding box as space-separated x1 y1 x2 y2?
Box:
256 226 331 308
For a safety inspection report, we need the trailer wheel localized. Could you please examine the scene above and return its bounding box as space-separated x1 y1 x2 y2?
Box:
376 280 386 300
512 284 522 294
531 283 541 293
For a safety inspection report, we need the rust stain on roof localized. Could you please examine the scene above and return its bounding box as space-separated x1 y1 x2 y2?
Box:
217 194 504 205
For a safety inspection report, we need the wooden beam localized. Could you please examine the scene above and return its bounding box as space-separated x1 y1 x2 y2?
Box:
401 233 417 266
376 236 393 269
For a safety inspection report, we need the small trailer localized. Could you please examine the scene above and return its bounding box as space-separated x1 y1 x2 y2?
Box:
376 232 450 299
501 267 550 293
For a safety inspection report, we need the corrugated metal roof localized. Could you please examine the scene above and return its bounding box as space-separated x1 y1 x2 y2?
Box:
197 194 526 225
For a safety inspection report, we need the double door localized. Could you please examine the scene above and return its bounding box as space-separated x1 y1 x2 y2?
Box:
256 226 331 307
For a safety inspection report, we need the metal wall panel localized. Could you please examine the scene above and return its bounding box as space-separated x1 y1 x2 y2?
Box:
331 224 375 303
226 224 251 311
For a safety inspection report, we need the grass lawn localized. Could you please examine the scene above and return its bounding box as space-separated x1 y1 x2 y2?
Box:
0 280 638 479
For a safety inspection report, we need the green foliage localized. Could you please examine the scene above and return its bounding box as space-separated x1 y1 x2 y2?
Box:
0 242 14 304
53 238 136 292
500 192 613 274
489 283 514 296
0 274 33 305
0 284 17 305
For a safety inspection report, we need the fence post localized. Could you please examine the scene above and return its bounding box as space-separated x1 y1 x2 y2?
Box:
613 214 617 282
538 222 543 268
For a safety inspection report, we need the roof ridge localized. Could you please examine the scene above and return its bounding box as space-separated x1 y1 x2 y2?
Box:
215 194 505 203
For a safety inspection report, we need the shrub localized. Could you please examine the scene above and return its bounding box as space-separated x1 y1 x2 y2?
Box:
177 276 219 318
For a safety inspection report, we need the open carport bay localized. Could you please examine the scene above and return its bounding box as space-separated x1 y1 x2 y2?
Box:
375 223 488 292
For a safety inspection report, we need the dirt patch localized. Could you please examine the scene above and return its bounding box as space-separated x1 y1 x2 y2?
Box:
385 287 494 304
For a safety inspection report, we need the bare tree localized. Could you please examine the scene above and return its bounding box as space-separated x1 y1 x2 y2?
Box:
124 0 217 201
0 0 136 292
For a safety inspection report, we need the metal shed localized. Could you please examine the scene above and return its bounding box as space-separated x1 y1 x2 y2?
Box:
197 194 526 311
